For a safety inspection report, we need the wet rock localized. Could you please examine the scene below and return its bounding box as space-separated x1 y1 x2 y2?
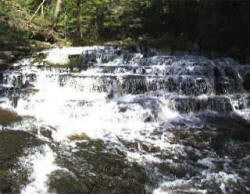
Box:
0 130 42 193
0 72 3 83
0 107 22 126
0 59 10 71
167 77 178 92
207 96 233 113
40 128 53 139
171 96 233 113
33 32 47 42
157 162 200 179
243 72 250 91
49 170 89 194
214 65 242 94
121 76 148 94
0 85 15 97
180 77 210 95
68 53 96 71
0 171 13 193
32 52 47 64
171 129 218 149
192 43 200 52
144 115 153 122
224 66 242 92
107 87 114 99
0 130 42 168
51 139 148 194
205 114 250 142
118 106 128 113
202 172 247 194
45 32 55 44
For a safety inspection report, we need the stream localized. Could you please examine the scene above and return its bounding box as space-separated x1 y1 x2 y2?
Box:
0 46 249 194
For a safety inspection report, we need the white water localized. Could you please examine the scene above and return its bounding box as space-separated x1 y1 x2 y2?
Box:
44 46 105 65
20 145 60 194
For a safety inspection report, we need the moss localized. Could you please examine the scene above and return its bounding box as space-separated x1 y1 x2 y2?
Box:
31 52 70 68
40 128 53 139
37 54 94 70
31 52 47 65
120 38 137 52
0 107 22 126
49 137 148 194
0 130 43 193
49 170 89 194
0 170 13 193
68 55 94 71
0 130 42 168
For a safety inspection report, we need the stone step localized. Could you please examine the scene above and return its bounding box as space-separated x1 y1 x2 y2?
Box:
168 96 234 113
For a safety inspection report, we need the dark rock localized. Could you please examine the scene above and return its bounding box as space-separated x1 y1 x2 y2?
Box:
118 106 127 113
192 43 200 52
0 72 3 83
40 128 53 139
243 72 250 91
0 130 42 193
171 96 233 113
0 171 12 193
48 170 89 194
51 139 148 194
45 32 55 44
207 96 233 112
144 115 153 122
0 107 22 126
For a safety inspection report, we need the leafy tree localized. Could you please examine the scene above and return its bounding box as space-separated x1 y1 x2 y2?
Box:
3 0 250 61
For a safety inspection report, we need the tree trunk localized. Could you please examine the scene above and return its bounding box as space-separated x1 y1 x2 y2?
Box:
41 4 44 17
29 0 45 22
76 0 81 38
53 0 62 30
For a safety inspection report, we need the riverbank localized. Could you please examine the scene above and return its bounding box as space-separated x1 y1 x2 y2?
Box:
0 0 69 71
1 0 249 71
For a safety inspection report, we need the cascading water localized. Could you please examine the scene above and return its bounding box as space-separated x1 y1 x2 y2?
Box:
0 46 249 194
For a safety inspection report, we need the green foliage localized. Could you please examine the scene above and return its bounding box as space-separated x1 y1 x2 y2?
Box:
1 0 250 61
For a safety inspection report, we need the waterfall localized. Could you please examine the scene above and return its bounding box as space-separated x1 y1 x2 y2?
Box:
0 46 249 194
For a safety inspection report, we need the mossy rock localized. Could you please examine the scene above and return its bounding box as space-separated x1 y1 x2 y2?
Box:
0 107 22 126
31 52 47 65
49 170 89 194
0 130 42 169
49 138 148 194
0 130 42 193
32 53 83 69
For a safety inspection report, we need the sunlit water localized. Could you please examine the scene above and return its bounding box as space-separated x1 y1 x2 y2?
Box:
0 46 249 194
